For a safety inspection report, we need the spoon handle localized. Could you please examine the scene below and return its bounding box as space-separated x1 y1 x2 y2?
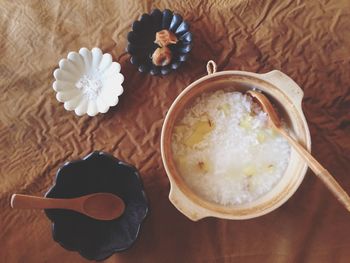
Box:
280 130 350 211
11 194 78 210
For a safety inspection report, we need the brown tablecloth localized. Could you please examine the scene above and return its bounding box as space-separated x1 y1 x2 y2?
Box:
1 0 350 262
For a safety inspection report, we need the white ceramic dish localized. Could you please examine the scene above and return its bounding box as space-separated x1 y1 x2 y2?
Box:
53 47 124 116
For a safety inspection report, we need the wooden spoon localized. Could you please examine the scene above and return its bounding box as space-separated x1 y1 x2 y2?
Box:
11 193 125 220
247 90 350 212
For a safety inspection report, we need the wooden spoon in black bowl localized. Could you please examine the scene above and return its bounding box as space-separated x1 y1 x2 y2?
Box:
10 193 125 220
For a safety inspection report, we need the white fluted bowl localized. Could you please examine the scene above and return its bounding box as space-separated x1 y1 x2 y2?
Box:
53 47 124 116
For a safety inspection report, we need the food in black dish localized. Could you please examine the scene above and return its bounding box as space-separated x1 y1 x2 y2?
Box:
45 151 148 261
127 9 192 75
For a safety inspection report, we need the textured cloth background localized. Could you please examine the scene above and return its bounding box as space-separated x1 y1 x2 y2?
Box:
1 0 350 262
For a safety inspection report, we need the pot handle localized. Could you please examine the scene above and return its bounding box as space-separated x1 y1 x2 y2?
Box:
260 70 304 108
169 180 209 221
207 60 217 75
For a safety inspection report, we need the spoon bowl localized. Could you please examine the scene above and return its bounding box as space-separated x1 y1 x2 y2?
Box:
246 90 282 128
11 192 125 221
82 193 125 220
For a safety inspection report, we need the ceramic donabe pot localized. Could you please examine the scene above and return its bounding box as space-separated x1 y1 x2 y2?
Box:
161 61 311 221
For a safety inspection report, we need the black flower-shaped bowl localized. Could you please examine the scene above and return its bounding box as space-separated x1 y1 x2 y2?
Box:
45 152 148 261
127 9 192 75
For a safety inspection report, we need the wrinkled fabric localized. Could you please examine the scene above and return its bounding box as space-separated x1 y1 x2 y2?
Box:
1 0 350 262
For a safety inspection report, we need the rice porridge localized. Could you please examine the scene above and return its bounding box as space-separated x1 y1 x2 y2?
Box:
171 90 291 205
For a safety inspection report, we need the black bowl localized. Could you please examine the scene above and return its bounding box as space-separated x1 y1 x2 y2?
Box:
45 152 148 261
127 9 192 75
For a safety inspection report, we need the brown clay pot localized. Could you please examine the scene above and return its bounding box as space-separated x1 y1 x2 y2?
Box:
161 61 311 221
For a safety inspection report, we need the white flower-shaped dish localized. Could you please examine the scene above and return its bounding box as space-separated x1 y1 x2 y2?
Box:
53 47 124 116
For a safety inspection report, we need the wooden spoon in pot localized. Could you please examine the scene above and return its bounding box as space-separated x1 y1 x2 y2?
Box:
247 90 350 212
11 193 125 220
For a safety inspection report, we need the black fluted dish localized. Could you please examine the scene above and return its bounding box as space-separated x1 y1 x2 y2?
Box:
44 152 148 261
127 9 192 75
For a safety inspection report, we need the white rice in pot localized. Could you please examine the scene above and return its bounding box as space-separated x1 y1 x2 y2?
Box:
171 90 291 205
